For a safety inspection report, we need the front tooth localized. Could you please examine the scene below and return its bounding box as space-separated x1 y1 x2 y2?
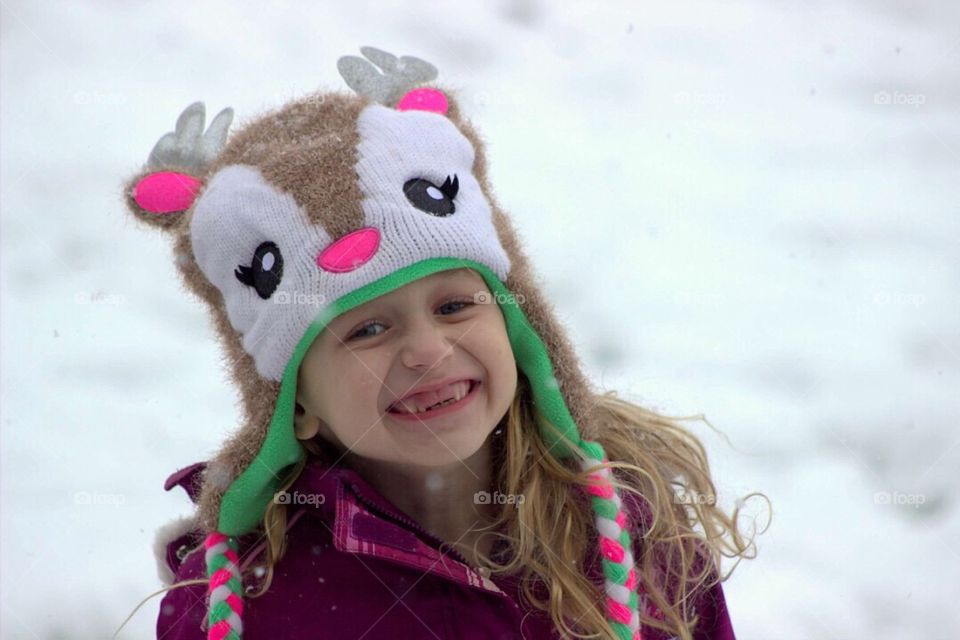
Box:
446 380 468 404
397 381 471 414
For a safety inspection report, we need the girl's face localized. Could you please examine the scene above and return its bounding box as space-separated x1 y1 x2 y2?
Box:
294 268 518 467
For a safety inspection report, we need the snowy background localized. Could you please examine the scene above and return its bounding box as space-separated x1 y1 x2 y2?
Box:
2 1 958 638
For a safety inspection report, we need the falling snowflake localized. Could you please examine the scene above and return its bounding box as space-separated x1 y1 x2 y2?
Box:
204 461 234 490
425 473 444 491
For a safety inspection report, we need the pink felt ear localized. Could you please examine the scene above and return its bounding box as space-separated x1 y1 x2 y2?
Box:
396 88 448 115
133 171 203 214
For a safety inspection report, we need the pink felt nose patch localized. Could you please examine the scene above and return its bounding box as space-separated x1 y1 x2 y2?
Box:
317 227 381 273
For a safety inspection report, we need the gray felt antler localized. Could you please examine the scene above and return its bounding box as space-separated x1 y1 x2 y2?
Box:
146 102 234 173
336 46 438 105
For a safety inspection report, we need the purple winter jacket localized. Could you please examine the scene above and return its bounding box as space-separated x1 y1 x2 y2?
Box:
156 458 736 639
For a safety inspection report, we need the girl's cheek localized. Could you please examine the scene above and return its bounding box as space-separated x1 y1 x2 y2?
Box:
365 348 395 378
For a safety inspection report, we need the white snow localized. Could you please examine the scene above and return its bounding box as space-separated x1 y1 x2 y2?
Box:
2 1 958 638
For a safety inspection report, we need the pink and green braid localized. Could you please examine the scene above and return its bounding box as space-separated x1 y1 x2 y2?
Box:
579 439 644 640
204 531 244 640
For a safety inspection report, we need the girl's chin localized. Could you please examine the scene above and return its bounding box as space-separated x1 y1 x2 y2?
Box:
379 429 495 466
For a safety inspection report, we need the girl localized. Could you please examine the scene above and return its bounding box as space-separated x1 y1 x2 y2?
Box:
123 46 760 640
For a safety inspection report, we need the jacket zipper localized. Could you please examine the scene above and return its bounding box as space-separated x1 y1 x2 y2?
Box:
346 481 479 569
348 481 529 633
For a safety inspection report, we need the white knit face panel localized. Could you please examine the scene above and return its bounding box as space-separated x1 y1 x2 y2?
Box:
353 104 510 281
189 104 511 382
190 164 330 381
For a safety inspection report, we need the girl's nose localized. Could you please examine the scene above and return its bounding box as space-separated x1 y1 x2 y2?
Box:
317 227 380 273
399 322 454 370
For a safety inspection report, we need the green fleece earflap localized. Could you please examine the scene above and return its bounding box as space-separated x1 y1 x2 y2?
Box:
216 258 585 536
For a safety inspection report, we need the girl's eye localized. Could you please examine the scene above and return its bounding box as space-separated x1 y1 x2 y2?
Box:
437 298 474 315
347 298 474 341
349 321 385 341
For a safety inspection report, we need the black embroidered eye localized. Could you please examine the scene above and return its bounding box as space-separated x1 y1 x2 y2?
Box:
235 241 283 299
403 174 459 217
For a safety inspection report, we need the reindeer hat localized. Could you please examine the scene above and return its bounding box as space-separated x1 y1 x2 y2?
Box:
125 47 643 640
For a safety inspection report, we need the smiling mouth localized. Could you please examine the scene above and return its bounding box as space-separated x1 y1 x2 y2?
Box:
387 380 481 418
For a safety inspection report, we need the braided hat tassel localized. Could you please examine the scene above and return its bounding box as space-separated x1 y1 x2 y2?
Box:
579 440 643 640
204 532 244 640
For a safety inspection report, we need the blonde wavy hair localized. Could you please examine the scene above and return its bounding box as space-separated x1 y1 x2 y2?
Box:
240 372 769 640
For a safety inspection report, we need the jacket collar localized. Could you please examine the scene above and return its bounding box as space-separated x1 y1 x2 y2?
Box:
164 457 511 597
291 456 510 596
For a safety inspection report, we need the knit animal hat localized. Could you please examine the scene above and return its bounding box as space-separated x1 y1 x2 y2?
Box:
125 47 642 640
